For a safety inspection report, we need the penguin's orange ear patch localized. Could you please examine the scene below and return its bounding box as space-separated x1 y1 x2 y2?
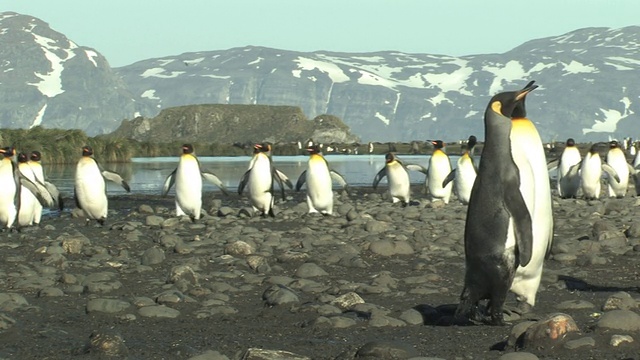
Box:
491 100 502 114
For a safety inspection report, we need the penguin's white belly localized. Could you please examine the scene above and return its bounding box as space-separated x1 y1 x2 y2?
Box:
509 120 553 307
607 153 629 197
0 163 17 228
76 161 107 219
428 160 452 202
248 158 273 212
387 165 410 203
175 161 202 217
306 164 333 213
557 150 581 197
18 166 38 226
455 159 476 204
581 155 602 198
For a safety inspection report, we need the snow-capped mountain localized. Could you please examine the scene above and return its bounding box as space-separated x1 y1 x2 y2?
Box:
116 27 640 143
0 12 150 135
2 11 639 142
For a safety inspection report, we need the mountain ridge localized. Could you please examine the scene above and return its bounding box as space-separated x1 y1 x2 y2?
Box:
1 11 639 142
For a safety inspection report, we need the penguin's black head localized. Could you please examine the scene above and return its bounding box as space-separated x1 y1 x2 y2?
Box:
254 142 272 154
17 152 28 163
0 146 15 158
511 80 537 119
467 135 477 149
488 81 538 119
306 145 321 155
385 152 396 163
82 146 93 156
430 140 444 149
182 144 194 154
566 138 575 147
609 140 619 149
30 151 42 161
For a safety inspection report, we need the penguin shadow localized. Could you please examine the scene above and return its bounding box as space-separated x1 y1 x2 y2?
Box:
558 275 640 293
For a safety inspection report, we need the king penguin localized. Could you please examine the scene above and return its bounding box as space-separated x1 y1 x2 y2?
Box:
442 135 478 205
75 145 131 225
633 144 640 196
238 143 292 217
554 138 582 199
295 145 348 215
0 147 55 230
605 140 634 198
17 153 39 227
507 80 554 314
426 140 453 204
0 147 20 230
28 151 64 224
373 152 427 206
456 84 536 326
580 143 620 200
162 144 228 221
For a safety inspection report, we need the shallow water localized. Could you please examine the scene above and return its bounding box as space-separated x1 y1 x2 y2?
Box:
42 154 463 196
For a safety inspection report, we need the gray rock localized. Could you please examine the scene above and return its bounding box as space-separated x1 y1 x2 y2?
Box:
138 305 181 318
262 284 299 306
0 293 29 311
602 292 638 311
240 348 310 360
86 298 132 314
499 353 539 360
354 341 418 359
187 350 230 360
295 263 328 278
597 310 640 331
87 330 128 357
145 215 164 227
141 247 165 265
563 336 595 349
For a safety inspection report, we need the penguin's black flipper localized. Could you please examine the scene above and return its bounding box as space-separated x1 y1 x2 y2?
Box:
405 164 428 175
19 174 56 208
372 167 387 190
295 170 307 191
275 169 293 189
442 169 457 188
504 181 533 268
102 170 131 192
547 158 560 172
162 169 177 196
238 170 251 195
329 170 348 190
601 164 620 183
273 171 287 201
201 170 229 195
44 181 64 210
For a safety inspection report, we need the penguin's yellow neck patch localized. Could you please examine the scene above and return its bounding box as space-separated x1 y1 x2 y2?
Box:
511 117 535 132
491 101 501 114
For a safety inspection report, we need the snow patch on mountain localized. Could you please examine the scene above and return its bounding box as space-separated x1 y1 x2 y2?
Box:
292 56 350 83
582 97 634 134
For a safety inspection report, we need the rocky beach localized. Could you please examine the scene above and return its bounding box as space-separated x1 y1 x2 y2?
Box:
1 184 640 360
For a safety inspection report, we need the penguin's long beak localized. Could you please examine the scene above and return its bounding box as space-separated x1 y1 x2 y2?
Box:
516 81 538 101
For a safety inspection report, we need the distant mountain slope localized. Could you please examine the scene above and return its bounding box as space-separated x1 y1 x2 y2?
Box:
114 26 640 142
1 11 639 142
0 12 152 135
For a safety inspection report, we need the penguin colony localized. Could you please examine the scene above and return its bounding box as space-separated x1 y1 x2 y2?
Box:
4 81 640 328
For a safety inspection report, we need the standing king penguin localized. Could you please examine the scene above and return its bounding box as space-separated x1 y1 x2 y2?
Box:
295 145 348 215
426 140 453 204
17 153 39 227
27 151 64 224
507 80 554 314
555 138 582 198
605 140 634 198
442 135 478 205
580 143 619 200
456 84 535 326
75 146 131 225
373 153 427 206
162 144 228 221
238 143 292 217
0 147 55 230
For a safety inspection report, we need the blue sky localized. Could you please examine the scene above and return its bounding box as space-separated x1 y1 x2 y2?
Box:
5 0 640 67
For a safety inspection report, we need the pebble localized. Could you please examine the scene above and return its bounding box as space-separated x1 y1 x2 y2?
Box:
597 310 640 331
138 305 181 318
